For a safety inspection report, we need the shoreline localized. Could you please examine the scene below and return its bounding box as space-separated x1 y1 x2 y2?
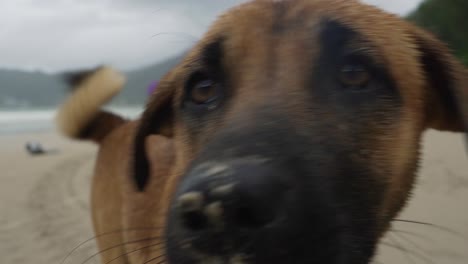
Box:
0 106 143 135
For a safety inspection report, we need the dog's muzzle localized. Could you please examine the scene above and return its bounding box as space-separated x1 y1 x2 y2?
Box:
167 158 287 255
164 155 355 264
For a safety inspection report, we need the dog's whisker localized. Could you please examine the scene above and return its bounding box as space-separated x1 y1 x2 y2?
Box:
393 219 437 226
152 259 167 264
389 232 429 257
61 227 164 264
381 241 436 264
104 242 166 264
393 219 468 241
143 253 166 264
390 228 431 242
79 237 165 264
386 235 417 264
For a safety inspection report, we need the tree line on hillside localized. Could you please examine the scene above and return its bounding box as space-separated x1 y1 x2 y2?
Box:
0 55 183 109
407 0 468 65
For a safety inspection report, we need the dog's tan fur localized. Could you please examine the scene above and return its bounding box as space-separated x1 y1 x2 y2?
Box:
57 0 467 263
90 122 174 263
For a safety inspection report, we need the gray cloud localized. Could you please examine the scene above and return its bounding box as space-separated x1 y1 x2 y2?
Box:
0 0 422 72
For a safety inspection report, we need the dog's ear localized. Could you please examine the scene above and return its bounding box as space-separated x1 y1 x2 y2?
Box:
412 27 468 132
133 73 176 191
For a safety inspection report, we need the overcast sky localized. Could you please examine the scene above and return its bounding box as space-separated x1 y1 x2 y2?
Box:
0 0 423 72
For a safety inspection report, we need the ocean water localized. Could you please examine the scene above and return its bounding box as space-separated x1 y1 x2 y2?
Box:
0 107 143 135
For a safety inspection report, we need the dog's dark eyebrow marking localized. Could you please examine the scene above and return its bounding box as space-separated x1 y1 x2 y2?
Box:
318 20 382 67
314 19 399 100
319 20 358 57
201 38 224 69
318 19 386 71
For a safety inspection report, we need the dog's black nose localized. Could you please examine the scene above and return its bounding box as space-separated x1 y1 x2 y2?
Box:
174 158 286 233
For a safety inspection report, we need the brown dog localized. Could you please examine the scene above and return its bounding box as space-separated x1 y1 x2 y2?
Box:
57 0 468 263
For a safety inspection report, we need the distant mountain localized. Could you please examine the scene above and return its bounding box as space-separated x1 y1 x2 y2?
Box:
0 54 185 110
0 69 65 109
113 54 185 106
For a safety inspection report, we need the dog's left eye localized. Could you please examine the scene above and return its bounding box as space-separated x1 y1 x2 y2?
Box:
339 63 370 88
185 73 221 108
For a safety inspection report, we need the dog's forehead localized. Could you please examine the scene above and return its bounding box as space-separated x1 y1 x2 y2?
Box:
208 0 408 46
179 0 425 103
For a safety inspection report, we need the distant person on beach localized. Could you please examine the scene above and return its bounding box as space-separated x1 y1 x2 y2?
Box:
25 141 58 156
25 142 45 155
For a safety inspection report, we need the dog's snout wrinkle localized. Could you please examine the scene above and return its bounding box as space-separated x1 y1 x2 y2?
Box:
193 162 233 179
178 192 205 212
211 183 236 197
193 157 271 180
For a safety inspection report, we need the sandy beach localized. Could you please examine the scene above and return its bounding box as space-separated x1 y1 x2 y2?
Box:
0 129 467 264
0 132 98 264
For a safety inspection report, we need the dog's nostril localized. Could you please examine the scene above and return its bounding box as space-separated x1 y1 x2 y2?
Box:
177 192 207 231
235 206 260 228
181 211 207 230
234 205 272 229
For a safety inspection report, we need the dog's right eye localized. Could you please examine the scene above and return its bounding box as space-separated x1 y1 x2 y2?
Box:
190 79 218 104
185 72 222 109
339 63 371 89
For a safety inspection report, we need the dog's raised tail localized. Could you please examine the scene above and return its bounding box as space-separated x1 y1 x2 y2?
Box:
56 66 127 143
